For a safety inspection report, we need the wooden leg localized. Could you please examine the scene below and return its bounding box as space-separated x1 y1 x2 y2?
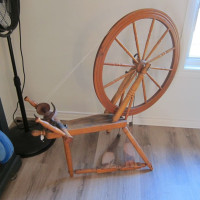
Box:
63 138 74 177
122 127 153 170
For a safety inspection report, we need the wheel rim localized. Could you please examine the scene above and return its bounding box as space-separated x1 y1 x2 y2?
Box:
93 9 180 116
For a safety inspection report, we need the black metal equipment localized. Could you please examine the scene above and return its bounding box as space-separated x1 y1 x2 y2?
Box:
0 0 55 157
0 98 21 198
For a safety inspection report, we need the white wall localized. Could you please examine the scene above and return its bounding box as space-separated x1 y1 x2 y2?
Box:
0 36 20 125
2 0 200 128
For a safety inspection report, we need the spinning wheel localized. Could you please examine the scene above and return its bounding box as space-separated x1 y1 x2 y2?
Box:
27 9 180 177
94 9 179 120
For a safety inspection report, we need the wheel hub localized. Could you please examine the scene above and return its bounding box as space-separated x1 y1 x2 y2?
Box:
136 60 147 73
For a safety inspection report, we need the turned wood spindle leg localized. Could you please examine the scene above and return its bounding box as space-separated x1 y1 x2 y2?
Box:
63 138 74 177
24 96 38 108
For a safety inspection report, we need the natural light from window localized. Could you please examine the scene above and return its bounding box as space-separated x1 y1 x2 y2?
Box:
185 6 200 70
189 8 200 58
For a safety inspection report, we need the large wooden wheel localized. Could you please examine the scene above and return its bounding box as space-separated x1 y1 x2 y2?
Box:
93 9 180 121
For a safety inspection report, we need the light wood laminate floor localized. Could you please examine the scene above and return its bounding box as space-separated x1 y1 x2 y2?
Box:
1 125 200 200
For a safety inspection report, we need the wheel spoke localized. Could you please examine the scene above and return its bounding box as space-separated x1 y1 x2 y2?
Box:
104 70 135 89
150 66 172 71
104 63 136 68
142 78 147 103
94 9 180 117
115 38 139 63
146 72 162 89
145 28 169 61
147 47 175 63
133 22 141 61
142 18 155 60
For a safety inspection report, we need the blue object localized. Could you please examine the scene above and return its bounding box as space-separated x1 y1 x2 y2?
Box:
0 130 14 164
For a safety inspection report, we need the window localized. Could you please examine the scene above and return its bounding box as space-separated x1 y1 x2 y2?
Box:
185 5 200 69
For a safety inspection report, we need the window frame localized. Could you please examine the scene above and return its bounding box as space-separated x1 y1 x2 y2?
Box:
184 0 200 70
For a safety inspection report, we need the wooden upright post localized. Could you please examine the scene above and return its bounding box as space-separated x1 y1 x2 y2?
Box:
63 138 74 177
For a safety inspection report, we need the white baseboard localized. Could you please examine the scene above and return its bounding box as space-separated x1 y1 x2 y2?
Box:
127 116 200 129
16 109 200 129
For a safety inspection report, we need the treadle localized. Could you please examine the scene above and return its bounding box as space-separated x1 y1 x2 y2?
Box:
75 162 147 174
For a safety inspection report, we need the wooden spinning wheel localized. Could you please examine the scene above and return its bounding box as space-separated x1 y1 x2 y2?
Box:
27 9 180 177
94 9 179 121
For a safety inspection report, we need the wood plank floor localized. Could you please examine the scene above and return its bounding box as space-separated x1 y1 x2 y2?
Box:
1 125 200 200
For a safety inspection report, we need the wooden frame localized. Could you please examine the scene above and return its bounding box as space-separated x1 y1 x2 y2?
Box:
27 8 180 177
31 113 152 177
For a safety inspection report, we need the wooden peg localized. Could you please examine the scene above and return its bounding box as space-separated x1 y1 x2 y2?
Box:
32 130 45 137
24 96 38 108
35 117 66 138
53 116 73 143
32 130 61 139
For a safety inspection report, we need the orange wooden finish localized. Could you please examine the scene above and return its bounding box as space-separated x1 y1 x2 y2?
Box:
24 96 38 108
53 116 73 143
123 127 153 170
75 163 147 174
93 8 180 117
32 130 61 139
113 63 150 122
35 117 68 138
32 114 127 139
63 138 74 177
32 114 152 176
28 8 180 177
24 96 51 115
106 69 136 114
